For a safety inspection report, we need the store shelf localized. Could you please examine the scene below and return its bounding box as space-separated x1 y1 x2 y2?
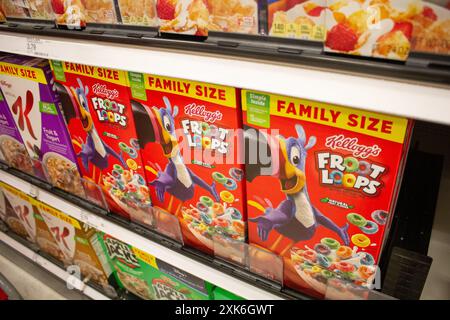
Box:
0 169 284 300
0 27 449 126
0 230 109 300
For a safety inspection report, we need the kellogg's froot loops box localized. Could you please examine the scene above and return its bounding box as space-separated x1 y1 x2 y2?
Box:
50 61 152 226
0 55 84 198
242 90 412 298
130 74 246 254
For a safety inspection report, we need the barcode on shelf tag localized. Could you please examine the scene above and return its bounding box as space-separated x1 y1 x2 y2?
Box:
25 37 49 58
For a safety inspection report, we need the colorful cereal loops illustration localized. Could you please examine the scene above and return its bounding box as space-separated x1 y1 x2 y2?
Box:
220 190 235 203
336 246 353 260
360 253 375 266
357 161 371 176
347 213 367 227
212 172 228 184
371 210 388 225
343 157 359 173
360 220 379 235
126 159 138 170
224 178 237 191
130 138 140 150
200 196 214 207
330 170 343 184
229 168 244 182
351 234 371 248
202 137 212 149
342 173 357 188
314 243 331 256
320 237 340 250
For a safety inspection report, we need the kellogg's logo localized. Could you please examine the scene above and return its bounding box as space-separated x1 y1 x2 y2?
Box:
92 83 119 100
325 134 381 159
184 103 223 123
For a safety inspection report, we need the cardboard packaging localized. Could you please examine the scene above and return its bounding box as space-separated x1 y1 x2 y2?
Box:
50 61 152 226
0 55 85 198
130 73 247 254
116 0 159 26
242 89 413 298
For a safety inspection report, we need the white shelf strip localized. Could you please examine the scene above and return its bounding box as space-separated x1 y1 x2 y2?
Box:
0 230 109 300
0 32 449 126
0 170 283 300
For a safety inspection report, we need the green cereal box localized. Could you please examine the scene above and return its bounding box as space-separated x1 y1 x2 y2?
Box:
97 232 214 300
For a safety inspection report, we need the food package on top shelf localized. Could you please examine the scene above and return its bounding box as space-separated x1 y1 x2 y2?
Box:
0 88 34 174
96 233 214 300
49 61 152 226
0 182 66 263
0 55 85 198
80 0 119 24
242 89 413 298
36 201 116 293
410 0 450 55
130 73 247 255
324 0 423 60
157 0 259 36
27 0 55 20
117 0 159 26
2 0 30 18
0 2 7 22
50 0 86 28
268 0 327 41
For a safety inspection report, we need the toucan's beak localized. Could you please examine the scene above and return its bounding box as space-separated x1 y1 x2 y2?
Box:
152 107 178 158
278 139 306 194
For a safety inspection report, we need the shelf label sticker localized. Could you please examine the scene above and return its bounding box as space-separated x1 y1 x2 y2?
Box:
25 37 49 58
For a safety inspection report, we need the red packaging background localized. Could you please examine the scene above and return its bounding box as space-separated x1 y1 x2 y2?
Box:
244 110 410 297
138 88 247 255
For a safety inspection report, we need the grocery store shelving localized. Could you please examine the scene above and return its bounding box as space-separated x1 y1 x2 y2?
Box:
0 230 109 300
0 25 449 126
0 168 284 300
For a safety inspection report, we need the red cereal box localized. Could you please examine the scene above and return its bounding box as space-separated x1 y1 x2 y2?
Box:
49 61 152 226
242 90 412 298
130 73 246 255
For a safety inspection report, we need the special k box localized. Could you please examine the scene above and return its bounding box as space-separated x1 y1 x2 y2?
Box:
36 201 115 292
0 88 34 174
130 73 246 254
0 55 84 198
242 90 412 298
50 61 152 226
268 0 326 41
0 181 65 263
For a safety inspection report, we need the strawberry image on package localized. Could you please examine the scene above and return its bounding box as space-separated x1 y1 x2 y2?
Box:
50 61 152 226
242 90 412 298
0 55 84 198
131 73 246 254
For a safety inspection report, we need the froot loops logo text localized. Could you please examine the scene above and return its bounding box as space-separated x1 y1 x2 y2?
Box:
317 152 386 195
91 96 127 127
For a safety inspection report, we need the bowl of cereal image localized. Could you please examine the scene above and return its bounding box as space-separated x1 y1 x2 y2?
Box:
0 135 34 174
42 152 85 198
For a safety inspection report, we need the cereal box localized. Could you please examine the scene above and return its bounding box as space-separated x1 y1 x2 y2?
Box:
96 233 214 300
50 0 87 28
324 0 422 60
117 0 159 26
268 0 327 41
0 88 34 174
2 0 30 19
28 0 55 20
50 61 152 225
0 55 85 197
81 0 119 24
157 0 259 35
0 182 35 242
0 181 65 262
242 90 412 298
36 201 115 292
410 0 450 55
130 73 246 254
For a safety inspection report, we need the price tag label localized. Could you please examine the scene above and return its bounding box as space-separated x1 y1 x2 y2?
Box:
26 37 49 58
29 185 39 198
